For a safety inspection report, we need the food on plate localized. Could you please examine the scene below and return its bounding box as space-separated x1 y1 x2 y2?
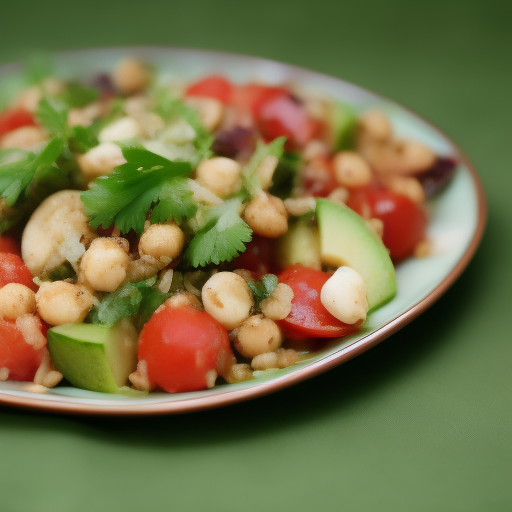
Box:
0 56 457 394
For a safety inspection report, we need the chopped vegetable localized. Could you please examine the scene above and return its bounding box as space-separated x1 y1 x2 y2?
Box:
81 146 196 234
184 198 252 267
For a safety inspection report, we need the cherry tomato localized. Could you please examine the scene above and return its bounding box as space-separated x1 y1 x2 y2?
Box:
231 234 275 278
347 185 428 261
0 236 21 256
277 265 358 339
230 83 289 115
0 253 37 291
302 156 339 197
0 108 36 137
0 317 46 381
255 92 315 150
138 305 234 393
186 75 234 104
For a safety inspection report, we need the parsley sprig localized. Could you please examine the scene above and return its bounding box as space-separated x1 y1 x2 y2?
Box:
0 138 64 206
184 198 252 267
36 98 98 153
246 274 279 303
88 277 168 328
81 145 197 235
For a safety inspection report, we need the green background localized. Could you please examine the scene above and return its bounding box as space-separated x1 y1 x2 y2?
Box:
1 1 511 511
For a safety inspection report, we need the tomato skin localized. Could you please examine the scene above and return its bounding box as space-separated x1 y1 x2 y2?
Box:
0 317 46 381
302 156 339 197
255 93 315 150
347 185 428 261
0 253 37 291
186 75 234 104
277 265 358 339
230 84 289 115
138 305 234 393
0 108 36 137
231 235 275 279
0 236 21 256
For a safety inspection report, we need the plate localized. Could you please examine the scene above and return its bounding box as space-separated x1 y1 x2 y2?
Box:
0 46 486 415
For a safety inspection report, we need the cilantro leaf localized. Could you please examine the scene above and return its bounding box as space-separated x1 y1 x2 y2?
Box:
88 277 168 327
35 98 68 135
269 151 304 199
184 198 252 267
241 137 287 198
0 138 64 206
246 274 278 303
153 90 214 164
68 125 99 153
58 82 99 108
81 146 196 234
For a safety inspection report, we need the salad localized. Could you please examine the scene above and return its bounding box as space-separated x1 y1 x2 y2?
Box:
0 57 456 394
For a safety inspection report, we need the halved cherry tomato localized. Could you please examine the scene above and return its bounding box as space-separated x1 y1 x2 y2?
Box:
0 253 37 291
138 305 234 393
231 234 275 279
277 265 358 339
0 236 21 256
302 156 339 197
255 93 315 150
0 108 36 137
185 75 234 104
347 185 428 261
0 317 46 381
230 84 289 115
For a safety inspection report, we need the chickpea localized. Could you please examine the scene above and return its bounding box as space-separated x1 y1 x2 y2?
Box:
243 192 289 238
184 97 224 132
320 267 368 325
223 363 253 384
112 58 151 95
252 348 300 370
98 116 144 143
284 196 316 217
392 139 437 175
202 272 254 330
234 315 283 358
36 281 94 325
260 283 294 321
0 283 36 319
383 175 425 204
164 291 203 310
80 237 130 292
0 126 47 150
77 142 127 179
327 187 350 205
68 101 103 128
138 223 185 262
196 157 242 198
332 151 372 188
358 110 393 143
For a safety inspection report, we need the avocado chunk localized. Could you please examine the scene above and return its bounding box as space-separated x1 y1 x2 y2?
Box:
331 101 358 151
316 198 396 310
47 320 138 393
275 220 321 271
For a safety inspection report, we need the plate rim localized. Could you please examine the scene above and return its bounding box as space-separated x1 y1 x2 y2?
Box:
0 45 487 416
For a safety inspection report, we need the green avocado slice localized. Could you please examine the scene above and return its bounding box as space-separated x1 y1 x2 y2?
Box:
47 320 138 393
316 198 396 310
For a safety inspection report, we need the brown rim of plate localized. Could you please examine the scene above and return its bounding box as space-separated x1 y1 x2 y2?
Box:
0 46 487 416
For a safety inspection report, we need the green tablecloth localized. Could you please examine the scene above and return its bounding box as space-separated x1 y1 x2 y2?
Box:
1 1 511 510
